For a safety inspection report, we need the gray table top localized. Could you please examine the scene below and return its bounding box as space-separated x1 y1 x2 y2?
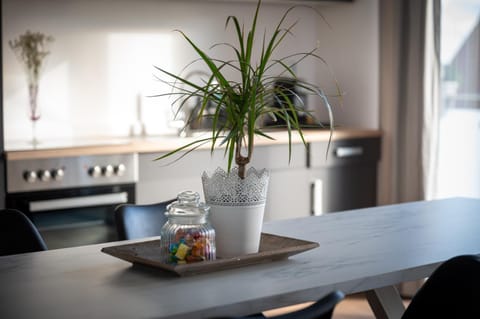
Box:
1 197 480 319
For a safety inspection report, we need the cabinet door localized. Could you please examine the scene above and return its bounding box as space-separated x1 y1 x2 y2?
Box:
251 143 309 221
137 150 226 204
137 143 310 220
265 168 310 221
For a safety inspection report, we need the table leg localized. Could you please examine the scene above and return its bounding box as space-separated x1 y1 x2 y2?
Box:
365 286 406 319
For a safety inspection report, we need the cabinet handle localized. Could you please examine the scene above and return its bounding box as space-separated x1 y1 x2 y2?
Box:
335 146 364 158
311 180 323 216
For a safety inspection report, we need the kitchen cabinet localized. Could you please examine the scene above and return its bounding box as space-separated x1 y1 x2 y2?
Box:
136 143 309 221
137 135 381 220
5 130 380 221
137 149 226 205
251 143 309 221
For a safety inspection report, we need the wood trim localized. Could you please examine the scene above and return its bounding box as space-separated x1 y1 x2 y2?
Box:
6 129 382 161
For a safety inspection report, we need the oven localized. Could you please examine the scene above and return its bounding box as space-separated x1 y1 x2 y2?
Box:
6 153 138 249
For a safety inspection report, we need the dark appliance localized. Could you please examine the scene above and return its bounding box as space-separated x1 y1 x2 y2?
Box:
264 77 313 128
6 153 137 249
309 137 381 215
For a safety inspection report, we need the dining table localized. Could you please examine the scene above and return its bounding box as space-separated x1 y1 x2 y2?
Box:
1 197 480 319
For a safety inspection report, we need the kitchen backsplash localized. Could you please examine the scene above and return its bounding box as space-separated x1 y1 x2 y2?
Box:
2 0 379 143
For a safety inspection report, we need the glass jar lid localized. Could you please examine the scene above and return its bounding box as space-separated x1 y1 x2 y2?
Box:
166 191 210 217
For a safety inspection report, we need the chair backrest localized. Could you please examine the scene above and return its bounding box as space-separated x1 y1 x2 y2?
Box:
114 199 175 240
211 290 344 319
0 209 48 256
401 254 480 319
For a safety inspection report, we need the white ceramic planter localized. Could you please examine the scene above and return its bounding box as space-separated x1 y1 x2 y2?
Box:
202 167 269 258
208 203 265 258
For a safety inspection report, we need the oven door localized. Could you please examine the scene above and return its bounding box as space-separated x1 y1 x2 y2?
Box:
6 184 135 249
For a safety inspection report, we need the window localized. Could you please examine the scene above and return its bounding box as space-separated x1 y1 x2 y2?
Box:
436 0 480 198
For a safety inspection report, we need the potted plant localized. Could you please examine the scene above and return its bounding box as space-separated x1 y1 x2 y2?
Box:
154 0 336 258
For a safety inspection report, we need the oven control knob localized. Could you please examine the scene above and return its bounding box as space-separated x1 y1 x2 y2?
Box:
102 165 114 177
38 170 52 182
23 170 38 183
114 164 126 176
88 165 102 178
51 168 65 181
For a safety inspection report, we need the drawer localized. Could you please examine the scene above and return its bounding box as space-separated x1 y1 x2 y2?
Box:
308 137 381 168
250 143 306 170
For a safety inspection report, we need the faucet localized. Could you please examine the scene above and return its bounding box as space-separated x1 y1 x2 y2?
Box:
168 70 214 137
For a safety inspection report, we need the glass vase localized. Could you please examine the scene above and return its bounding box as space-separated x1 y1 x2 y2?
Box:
28 83 41 146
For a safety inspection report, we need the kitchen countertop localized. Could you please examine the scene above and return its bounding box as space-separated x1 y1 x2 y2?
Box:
5 128 382 160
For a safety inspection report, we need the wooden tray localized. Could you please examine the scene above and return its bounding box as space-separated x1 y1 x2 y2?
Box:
101 233 319 276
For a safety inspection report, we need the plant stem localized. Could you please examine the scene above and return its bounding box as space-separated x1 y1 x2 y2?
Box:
235 136 250 179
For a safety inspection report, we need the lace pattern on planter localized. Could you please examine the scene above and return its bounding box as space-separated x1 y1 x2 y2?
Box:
202 167 269 206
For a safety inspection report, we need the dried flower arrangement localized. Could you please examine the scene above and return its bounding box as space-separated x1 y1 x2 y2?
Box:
9 30 54 122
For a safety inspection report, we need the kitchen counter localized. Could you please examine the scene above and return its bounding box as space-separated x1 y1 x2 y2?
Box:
5 128 381 160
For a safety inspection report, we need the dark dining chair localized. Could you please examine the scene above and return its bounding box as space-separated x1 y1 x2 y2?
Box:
114 199 175 240
0 208 48 256
211 290 344 319
401 254 480 318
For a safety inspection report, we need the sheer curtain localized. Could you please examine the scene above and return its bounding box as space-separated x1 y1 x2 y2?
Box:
423 0 441 200
378 0 441 205
378 0 441 297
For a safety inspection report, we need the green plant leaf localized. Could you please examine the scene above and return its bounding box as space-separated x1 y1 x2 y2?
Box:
153 0 338 178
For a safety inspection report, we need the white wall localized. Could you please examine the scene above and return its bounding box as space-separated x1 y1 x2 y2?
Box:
2 0 379 143
314 0 379 129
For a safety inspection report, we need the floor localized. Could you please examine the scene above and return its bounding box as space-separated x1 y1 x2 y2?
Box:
333 294 381 319
263 293 411 319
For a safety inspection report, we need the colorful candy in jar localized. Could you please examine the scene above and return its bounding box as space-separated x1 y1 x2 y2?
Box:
167 229 211 264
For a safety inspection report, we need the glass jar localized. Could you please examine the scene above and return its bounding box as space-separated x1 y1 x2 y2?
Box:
160 191 216 264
